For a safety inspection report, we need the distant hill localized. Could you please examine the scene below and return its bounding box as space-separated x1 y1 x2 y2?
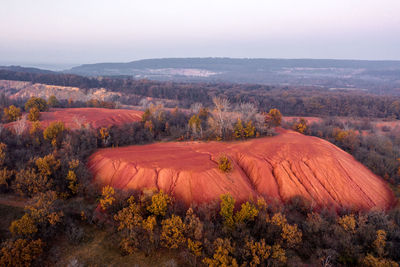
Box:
65 58 400 92
0 65 55 74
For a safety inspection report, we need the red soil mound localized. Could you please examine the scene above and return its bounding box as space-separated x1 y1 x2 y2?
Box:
6 108 144 130
88 129 395 210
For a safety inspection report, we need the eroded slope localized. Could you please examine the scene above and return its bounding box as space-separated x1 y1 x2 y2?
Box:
88 129 395 210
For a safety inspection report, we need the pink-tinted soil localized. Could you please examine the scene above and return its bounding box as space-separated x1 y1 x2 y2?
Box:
88 129 395 210
6 108 144 130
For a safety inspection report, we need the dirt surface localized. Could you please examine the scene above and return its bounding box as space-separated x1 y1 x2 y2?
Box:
6 108 144 130
88 129 395 210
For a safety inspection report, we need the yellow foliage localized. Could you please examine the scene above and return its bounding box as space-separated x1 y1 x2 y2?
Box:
203 238 238 267
234 201 259 223
147 190 171 216
245 239 271 267
25 97 48 111
271 244 287 263
292 118 308 134
218 154 232 173
0 168 13 187
43 121 65 147
35 154 60 177
0 238 44 267
233 118 244 139
374 229 387 258
266 108 282 127
188 238 202 257
26 191 63 225
281 223 302 248
99 185 115 210
14 168 53 197
362 254 399 267
244 120 256 138
9 214 38 236
338 214 356 233
269 212 288 227
189 114 202 133
0 142 6 166
67 170 79 195
29 121 41 135
3 105 22 122
256 197 268 211
219 193 235 228
27 107 40 122
161 215 186 249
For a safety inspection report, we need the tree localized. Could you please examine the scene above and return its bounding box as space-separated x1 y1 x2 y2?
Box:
0 239 44 267
43 121 65 147
47 95 60 107
99 127 110 146
13 168 53 197
161 215 186 249
234 202 259 224
188 114 202 137
292 118 308 134
0 142 6 166
203 238 238 267
9 213 38 236
147 190 171 216
99 185 115 210
233 118 244 139
25 97 48 111
27 107 40 122
266 108 282 127
3 105 21 122
220 193 235 228
218 154 232 173
244 120 256 138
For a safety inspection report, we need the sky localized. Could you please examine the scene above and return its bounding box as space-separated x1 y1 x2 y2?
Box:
1 0 400 69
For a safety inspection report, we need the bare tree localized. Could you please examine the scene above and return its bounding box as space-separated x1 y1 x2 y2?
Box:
13 115 27 136
190 102 203 114
236 102 257 122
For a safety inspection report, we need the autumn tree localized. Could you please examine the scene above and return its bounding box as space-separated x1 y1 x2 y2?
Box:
27 106 40 122
0 238 44 267
188 114 202 138
99 185 115 210
3 105 21 122
220 193 235 228
218 154 232 173
66 159 80 195
99 127 110 146
25 97 48 111
43 121 65 147
234 201 259 224
266 108 282 127
233 118 244 139
147 190 171 217
9 213 38 236
47 95 60 107
161 215 186 249
244 120 256 138
203 238 238 267
292 118 308 134
13 168 53 197
0 142 6 166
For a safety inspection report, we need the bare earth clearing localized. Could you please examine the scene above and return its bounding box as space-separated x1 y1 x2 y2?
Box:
6 108 144 130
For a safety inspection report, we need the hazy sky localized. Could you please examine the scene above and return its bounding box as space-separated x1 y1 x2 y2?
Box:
1 0 400 68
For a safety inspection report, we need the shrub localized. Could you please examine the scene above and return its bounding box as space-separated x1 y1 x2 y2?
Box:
25 97 48 111
218 154 232 173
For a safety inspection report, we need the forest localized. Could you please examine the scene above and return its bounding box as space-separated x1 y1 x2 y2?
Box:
0 80 400 265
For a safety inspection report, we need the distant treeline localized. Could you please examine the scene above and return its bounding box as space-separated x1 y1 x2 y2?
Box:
2 69 400 118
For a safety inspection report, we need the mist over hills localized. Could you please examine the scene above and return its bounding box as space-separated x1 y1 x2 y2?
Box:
65 58 400 92
2 57 400 94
